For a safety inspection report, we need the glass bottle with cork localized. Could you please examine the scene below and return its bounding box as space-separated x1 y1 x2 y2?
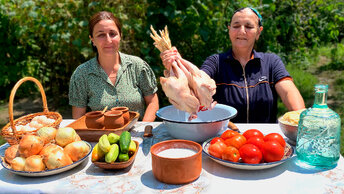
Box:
296 84 341 169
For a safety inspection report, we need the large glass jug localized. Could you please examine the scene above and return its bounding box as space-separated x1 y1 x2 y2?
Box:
296 84 341 169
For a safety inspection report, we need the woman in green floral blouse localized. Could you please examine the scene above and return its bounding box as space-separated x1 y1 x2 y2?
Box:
69 11 159 121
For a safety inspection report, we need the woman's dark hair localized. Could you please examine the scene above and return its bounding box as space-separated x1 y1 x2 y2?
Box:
89 11 122 52
230 7 263 27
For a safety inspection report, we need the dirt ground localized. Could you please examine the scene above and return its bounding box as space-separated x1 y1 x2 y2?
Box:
307 56 342 105
0 98 72 129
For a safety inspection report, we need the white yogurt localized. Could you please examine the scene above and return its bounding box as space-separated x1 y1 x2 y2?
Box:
157 148 197 158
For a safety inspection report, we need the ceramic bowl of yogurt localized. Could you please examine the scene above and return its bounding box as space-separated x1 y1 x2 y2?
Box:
151 139 202 184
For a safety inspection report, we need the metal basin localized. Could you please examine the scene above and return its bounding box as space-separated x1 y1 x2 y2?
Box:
156 104 237 142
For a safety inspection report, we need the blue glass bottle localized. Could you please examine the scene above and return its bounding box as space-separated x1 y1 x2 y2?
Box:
296 84 341 169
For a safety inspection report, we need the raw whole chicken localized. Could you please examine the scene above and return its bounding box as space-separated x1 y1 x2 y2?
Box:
176 58 217 110
150 25 217 120
160 61 200 120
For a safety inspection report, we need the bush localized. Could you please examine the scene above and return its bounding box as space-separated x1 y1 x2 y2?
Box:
0 0 343 110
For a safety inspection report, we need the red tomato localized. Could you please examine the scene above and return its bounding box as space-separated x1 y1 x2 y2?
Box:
264 133 286 148
220 130 239 140
247 136 265 151
222 146 240 162
242 129 264 140
208 141 226 158
224 134 247 149
262 140 285 162
239 144 263 164
210 137 225 145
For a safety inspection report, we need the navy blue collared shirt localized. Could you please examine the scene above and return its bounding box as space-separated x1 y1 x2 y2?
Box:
201 49 291 123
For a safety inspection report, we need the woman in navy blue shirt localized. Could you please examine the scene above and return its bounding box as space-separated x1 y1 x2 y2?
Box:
160 7 305 123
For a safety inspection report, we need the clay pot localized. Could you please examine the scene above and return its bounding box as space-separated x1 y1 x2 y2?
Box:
111 107 130 123
104 110 124 129
85 111 104 129
151 139 202 184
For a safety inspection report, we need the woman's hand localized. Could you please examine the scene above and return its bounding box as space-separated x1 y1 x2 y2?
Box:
160 47 181 70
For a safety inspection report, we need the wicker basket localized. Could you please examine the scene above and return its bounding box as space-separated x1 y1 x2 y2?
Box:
1 77 62 145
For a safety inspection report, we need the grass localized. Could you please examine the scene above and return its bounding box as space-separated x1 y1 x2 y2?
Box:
277 43 344 156
313 43 344 156
304 43 344 156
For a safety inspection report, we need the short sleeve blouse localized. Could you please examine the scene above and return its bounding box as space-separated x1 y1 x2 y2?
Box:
69 52 158 119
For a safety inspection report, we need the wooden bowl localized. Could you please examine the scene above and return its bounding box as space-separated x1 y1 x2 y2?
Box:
92 140 139 170
151 139 202 184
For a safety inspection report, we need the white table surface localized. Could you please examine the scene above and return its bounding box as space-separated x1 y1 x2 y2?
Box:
0 120 343 194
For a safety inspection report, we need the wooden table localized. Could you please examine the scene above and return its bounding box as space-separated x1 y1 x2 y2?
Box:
0 120 343 193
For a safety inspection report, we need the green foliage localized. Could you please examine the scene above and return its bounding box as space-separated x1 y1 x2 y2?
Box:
0 10 28 98
0 0 344 155
319 43 344 71
0 136 5 146
146 1 231 67
0 0 343 111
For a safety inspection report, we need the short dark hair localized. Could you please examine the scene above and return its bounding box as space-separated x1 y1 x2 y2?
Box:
88 11 122 52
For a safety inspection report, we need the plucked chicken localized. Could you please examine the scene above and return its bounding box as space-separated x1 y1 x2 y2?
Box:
150 25 216 120
160 61 200 119
176 58 217 110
